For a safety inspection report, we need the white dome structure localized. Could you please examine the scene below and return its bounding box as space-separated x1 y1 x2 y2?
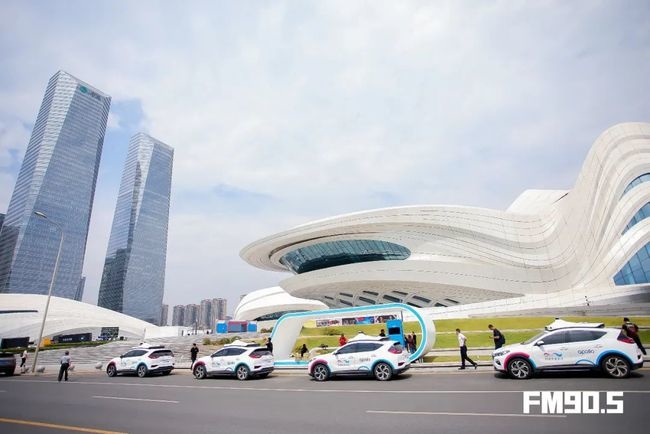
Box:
0 294 162 340
238 123 650 317
233 286 327 321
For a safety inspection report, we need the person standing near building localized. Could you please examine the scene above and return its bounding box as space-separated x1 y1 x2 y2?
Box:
190 343 199 366
20 348 28 371
379 329 386 337
266 337 273 354
300 344 309 359
58 351 71 382
339 334 348 346
488 324 506 349
456 329 477 370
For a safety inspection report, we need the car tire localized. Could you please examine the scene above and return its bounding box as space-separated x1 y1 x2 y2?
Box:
236 365 250 381
507 357 533 379
312 363 329 382
106 364 117 377
193 364 207 380
136 364 148 378
373 362 393 381
601 354 631 379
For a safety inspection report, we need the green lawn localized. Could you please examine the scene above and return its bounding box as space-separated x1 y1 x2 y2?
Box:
293 316 650 354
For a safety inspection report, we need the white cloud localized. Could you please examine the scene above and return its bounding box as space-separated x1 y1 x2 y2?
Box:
0 1 649 311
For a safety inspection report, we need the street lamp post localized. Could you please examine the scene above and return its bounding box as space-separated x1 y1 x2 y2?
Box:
31 211 64 374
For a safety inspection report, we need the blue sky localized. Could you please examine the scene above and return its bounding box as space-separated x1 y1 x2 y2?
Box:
0 1 649 314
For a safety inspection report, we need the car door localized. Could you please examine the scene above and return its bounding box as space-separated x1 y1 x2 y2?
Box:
531 331 569 368
355 343 382 372
334 343 361 373
564 330 606 367
210 348 229 373
226 348 247 373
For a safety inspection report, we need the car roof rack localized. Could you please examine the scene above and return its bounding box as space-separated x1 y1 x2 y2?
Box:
224 340 260 347
348 333 389 342
544 318 605 331
133 344 165 349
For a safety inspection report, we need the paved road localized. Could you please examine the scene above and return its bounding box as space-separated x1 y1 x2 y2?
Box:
0 369 648 434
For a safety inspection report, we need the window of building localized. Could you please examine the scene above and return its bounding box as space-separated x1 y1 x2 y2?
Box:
622 173 650 197
622 203 650 235
613 242 650 285
279 239 411 274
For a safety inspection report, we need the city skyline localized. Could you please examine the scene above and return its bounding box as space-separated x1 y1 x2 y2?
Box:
98 133 173 325
0 2 648 312
0 70 110 299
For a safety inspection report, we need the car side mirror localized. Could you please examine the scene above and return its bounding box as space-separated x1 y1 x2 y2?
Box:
535 340 544 346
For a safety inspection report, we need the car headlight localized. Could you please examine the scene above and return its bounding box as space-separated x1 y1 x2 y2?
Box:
493 349 510 358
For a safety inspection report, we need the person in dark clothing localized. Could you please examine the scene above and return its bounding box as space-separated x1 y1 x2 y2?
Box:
488 324 506 349
623 317 646 355
379 329 386 337
266 338 273 354
58 351 71 382
190 343 199 365
300 344 309 359
456 328 477 370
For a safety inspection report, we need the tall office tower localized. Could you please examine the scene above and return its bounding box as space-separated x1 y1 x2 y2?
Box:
97 133 174 325
200 299 212 329
160 304 169 326
183 304 199 327
0 214 5 232
0 71 111 298
212 298 227 321
172 305 185 326
74 276 86 302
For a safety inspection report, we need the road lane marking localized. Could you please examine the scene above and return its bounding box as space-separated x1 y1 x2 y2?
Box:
367 410 567 418
0 417 127 433
5 379 650 395
92 395 179 403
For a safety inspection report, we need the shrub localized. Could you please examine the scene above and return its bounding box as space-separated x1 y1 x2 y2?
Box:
202 337 212 345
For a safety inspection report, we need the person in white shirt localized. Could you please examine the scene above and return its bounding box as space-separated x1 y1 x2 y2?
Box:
456 328 477 370
58 351 71 382
20 348 27 368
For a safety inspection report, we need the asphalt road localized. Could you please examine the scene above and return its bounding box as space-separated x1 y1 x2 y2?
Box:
0 368 648 434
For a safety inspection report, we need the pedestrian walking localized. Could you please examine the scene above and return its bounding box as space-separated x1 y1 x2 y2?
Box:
190 343 199 365
266 337 273 354
58 351 71 382
488 324 506 349
20 348 27 369
300 344 309 359
623 317 646 355
456 328 477 370
339 334 348 346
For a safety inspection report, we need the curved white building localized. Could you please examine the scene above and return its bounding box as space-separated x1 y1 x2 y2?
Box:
237 123 650 318
0 294 163 340
233 286 327 321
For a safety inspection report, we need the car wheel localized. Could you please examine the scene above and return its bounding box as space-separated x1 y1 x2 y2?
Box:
106 364 117 377
136 364 148 378
312 363 329 382
236 365 250 381
193 364 207 379
507 357 533 379
601 354 630 379
373 362 393 381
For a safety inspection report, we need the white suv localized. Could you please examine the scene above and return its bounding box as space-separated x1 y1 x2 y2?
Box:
106 345 175 378
193 341 274 381
308 335 410 381
493 319 644 379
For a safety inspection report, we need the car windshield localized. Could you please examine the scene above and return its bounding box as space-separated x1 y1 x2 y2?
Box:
523 331 546 345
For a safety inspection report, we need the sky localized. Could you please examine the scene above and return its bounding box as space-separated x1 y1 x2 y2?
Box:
0 1 649 315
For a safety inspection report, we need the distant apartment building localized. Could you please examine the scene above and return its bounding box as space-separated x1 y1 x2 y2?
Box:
172 305 185 326
0 71 110 298
212 298 227 322
183 304 199 327
199 299 212 329
97 133 174 325
160 304 169 326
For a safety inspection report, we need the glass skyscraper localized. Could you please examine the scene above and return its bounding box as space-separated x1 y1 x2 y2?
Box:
97 133 173 325
0 71 111 298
